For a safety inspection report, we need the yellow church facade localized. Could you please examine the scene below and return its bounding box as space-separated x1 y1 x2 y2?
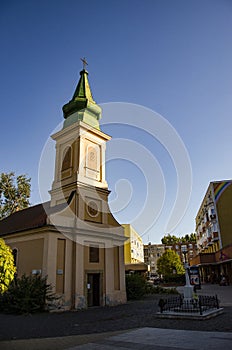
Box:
0 67 127 309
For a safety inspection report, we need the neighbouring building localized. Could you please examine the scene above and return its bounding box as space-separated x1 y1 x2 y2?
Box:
0 65 127 309
165 241 198 265
191 180 232 284
123 224 147 274
144 243 165 276
144 240 197 277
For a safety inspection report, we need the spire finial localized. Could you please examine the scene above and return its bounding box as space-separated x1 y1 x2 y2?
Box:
80 57 88 70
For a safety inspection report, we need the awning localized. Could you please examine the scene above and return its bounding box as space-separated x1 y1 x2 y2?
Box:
125 263 148 272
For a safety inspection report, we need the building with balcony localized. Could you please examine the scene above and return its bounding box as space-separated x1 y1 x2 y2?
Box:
123 224 147 274
191 180 232 284
165 242 198 265
144 243 165 276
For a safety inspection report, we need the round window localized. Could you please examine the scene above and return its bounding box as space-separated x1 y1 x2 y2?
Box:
87 201 98 217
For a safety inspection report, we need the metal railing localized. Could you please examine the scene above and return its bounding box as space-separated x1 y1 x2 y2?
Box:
158 295 219 315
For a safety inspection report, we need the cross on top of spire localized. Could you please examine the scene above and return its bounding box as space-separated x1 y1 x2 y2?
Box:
62 57 102 129
81 57 88 70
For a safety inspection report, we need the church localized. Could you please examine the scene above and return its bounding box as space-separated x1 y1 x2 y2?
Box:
0 62 127 309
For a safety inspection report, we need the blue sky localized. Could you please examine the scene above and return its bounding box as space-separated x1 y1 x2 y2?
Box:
1 0 232 243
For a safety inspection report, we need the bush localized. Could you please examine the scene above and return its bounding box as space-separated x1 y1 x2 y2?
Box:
153 286 179 294
0 238 16 293
126 274 147 300
0 274 59 314
146 284 179 295
145 282 156 294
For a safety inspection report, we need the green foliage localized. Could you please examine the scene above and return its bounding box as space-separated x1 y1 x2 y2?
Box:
189 233 197 242
157 249 185 279
0 172 31 220
145 283 178 295
161 234 179 245
0 239 16 293
161 233 196 244
126 274 146 300
0 274 58 314
181 233 196 242
153 285 178 294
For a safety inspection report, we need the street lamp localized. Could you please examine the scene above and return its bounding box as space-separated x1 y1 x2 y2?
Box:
182 248 187 264
181 245 193 301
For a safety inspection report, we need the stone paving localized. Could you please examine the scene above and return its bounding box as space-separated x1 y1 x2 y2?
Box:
69 328 232 350
0 284 231 349
176 282 232 307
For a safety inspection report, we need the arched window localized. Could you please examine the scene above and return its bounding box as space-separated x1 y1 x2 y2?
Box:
62 146 72 171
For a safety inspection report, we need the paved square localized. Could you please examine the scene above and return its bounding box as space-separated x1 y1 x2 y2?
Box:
69 327 232 350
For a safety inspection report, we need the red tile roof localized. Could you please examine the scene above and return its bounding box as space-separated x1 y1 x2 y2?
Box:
0 202 50 236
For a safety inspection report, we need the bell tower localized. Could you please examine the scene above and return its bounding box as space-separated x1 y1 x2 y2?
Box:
50 64 110 207
48 62 127 309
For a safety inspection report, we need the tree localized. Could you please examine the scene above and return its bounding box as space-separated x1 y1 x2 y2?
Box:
161 234 179 245
157 249 185 278
0 172 31 220
161 233 196 244
189 233 197 242
0 238 16 293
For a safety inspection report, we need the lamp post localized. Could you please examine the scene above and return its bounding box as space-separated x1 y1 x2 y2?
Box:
181 246 193 301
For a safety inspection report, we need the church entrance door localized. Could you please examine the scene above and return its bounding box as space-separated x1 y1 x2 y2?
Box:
87 273 100 307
